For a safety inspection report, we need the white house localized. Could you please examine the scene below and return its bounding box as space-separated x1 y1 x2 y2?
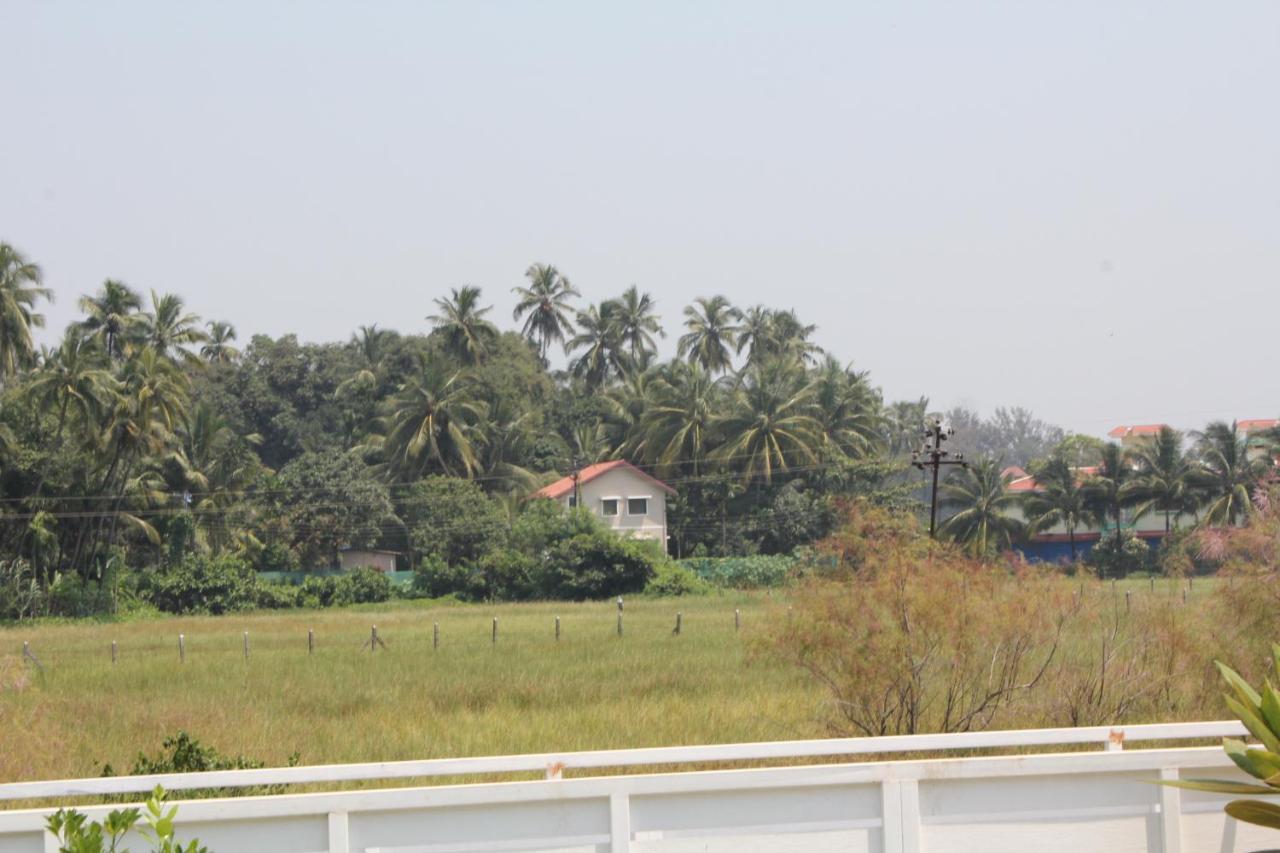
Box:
338 548 400 573
533 460 675 543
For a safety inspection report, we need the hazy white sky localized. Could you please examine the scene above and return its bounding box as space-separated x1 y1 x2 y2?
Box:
3 2 1278 437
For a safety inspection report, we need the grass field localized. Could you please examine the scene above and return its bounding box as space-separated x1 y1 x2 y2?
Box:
0 593 822 784
0 574 1232 787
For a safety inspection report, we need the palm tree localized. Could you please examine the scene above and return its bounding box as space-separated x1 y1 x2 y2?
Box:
77 280 143 360
768 309 823 366
201 321 240 364
373 354 485 480
337 324 393 396
138 290 207 363
677 296 741 374
735 306 774 367
1193 421 1271 527
512 264 579 361
167 402 263 552
428 286 498 365
1129 426 1199 534
610 285 664 365
712 360 821 485
604 364 660 459
811 356 883 460
1083 443 1137 535
885 397 932 456
640 362 724 477
0 243 53 379
1023 455 1096 561
24 333 116 447
938 457 1025 558
567 302 626 390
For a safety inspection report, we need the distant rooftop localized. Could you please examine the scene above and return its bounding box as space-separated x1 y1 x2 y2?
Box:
533 460 677 500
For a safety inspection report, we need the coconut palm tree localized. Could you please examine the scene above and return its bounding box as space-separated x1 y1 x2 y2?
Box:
0 243 52 379
811 356 883 460
677 296 741 375
336 324 393 397
712 360 821 486
167 402 263 552
512 264 579 361
610 285 664 365
1129 426 1199 534
1083 442 1137 535
373 354 485 480
1193 421 1271 527
428 286 498 365
938 457 1026 558
735 305 774 367
1023 455 1096 561
884 397 932 456
77 280 143 361
768 309 823 366
640 362 724 477
567 302 626 390
137 290 206 364
201 321 240 364
25 333 116 448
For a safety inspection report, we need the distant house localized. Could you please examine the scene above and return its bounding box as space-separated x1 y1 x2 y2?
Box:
533 460 676 543
338 548 400 573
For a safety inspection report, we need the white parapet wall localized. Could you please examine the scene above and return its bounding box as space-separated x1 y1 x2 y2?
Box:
0 721 1270 853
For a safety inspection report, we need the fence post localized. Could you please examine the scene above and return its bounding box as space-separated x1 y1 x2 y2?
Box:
735 609 740 632
308 629 314 655
111 640 117 665
1150 576 1155 593
433 622 440 650
1182 588 1188 604
617 613 623 637
555 616 560 641
243 631 249 661
492 617 498 645
178 634 185 663
673 612 682 636
1125 590 1131 613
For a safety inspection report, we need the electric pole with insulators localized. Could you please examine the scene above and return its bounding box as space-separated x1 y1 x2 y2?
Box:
912 419 968 538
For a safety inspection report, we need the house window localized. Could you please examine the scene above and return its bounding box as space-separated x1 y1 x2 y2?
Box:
627 497 649 516
601 498 619 517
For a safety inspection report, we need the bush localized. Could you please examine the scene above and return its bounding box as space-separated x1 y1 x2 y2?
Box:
101 731 299 799
537 532 657 600
680 555 797 589
643 561 711 597
298 575 337 608
142 555 257 615
0 559 42 620
1086 530 1151 579
399 477 509 566
412 555 483 600
336 566 392 604
254 582 299 609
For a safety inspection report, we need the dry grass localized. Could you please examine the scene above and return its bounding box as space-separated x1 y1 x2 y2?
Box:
0 594 821 784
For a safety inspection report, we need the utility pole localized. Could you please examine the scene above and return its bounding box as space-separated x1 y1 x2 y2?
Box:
912 419 967 537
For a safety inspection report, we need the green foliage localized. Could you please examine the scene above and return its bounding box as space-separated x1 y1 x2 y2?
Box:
101 731 299 800
643 561 711 596
295 568 392 607
1085 529 1151 579
398 476 508 567
680 555 797 589
142 554 257 615
537 532 657 600
1163 647 1280 832
47 786 208 853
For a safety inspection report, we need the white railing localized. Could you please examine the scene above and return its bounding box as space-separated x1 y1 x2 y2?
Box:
0 720 1267 853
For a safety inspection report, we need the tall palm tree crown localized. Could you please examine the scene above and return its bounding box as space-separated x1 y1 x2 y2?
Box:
138 290 207 363
429 286 498 365
77 280 143 361
1023 455 1096 560
939 457 1026 557
0 243 53 379
1193 421 1271 527
568 302 627 390
712 360 821 485
677 295 741 375
201 321 240 364
640 361 724 477
512 264 579 361
1128 426 1199 533
375 354 486 481
1083 442 1138 534
609 285 664 365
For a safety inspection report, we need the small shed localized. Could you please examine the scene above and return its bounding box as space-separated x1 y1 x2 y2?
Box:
338 549 400 573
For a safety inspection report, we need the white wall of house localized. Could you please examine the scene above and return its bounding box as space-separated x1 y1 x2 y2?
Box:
558 467 667 542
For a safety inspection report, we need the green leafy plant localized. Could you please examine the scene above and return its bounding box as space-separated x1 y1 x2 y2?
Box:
47 786 208 852
1165 645 1280 829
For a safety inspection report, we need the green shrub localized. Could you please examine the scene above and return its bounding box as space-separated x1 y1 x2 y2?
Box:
680 555 797 589
1086 530 1151 579
102 731 299 800
297 575 336 608
48 786 208 853
643 561 711 597
537 532 656 600
142 555 257 615
334 567 392 604
253 582 299 609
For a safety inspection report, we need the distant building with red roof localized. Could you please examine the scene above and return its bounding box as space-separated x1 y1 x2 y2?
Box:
533 460 676 543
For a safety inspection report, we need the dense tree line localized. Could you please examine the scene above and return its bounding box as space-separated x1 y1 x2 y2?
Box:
1 243 963 607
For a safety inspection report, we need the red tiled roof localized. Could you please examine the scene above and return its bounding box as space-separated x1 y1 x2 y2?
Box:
1006 466 1100 493
1000 466 1028 481
1107 424 1169 439
533 460 677 500
1238 419 1279 433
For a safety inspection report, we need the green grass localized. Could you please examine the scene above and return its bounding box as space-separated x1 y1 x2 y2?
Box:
0 594 821 784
